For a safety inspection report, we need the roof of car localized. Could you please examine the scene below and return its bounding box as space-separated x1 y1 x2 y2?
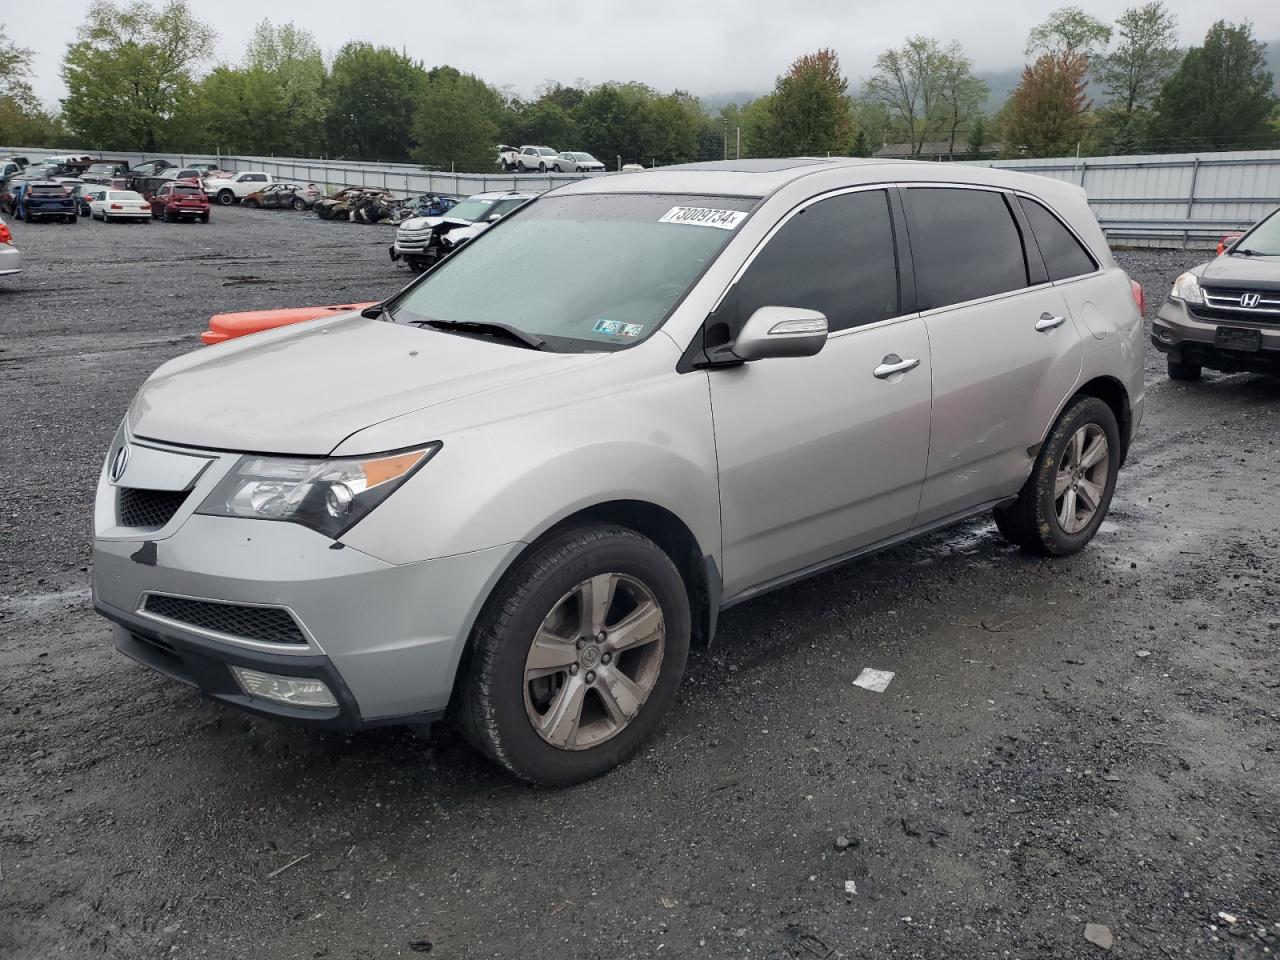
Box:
550 157 1080 203
472 191 537 200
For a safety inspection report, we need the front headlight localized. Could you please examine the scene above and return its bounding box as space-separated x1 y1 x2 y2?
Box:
1170 272 1204 304
196 444 439 538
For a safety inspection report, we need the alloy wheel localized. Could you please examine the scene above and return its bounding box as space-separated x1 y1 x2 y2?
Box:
523 573 665 751
1055 423 1109 534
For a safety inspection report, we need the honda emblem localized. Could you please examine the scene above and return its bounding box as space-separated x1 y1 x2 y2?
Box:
1240 293 1261 308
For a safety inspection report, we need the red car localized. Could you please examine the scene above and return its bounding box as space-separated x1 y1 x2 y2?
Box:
150 182 210 223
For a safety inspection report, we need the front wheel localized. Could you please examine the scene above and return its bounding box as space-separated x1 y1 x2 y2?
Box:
217 190 234 206
993 395 1121 556
1167 357 1202 381
456 525 690 786
292 197 306 211
538 162 547 173
516 161 526 173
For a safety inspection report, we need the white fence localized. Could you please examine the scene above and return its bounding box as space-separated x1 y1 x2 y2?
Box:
7 144 1279 246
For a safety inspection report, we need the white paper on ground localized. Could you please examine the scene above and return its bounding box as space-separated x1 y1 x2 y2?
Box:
853 668 895 693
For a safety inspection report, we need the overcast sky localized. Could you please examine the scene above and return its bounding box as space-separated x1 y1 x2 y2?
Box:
9 0 1280 108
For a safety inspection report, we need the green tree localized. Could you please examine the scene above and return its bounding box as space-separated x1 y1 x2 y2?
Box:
325 43 426 161
1001 52 1091 157
865 37 981 156
0 24 64 145
1150 20 1277 150
243 20 327 154
61 1 216 151
966 115 990 156
1092 1 1180 150
1026 6 1112 59
763 49 855 156
739 94 777 157
571 82 651 165
412 67 504 171
637 90 705 163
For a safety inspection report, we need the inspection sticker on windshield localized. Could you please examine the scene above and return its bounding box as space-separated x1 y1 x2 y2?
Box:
658 206 747 230
594 319 644 337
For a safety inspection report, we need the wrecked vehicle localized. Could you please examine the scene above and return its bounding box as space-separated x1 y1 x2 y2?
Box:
91 159 1144 786
1155 206 1280 380
243 183 322 210
390 191 532 272
313 187 394 221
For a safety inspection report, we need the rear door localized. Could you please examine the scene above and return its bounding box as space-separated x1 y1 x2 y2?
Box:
706 187 933 599
902 185 1083 525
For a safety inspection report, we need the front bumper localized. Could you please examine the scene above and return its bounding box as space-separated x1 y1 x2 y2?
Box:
1153 299 1280 374
93 435 522 727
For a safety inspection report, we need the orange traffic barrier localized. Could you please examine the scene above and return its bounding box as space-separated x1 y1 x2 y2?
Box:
201 302 379 345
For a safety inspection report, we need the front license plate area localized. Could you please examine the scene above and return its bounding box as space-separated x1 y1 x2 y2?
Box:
1215 327 1262 352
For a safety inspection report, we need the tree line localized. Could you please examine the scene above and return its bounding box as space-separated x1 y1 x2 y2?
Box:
0 1 1276 168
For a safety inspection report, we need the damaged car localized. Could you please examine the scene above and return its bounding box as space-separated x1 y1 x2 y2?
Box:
390 191 532 272
314 186 394 221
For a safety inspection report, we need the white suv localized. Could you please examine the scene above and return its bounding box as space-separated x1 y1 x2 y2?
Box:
515 146 560 172
204 171 275 205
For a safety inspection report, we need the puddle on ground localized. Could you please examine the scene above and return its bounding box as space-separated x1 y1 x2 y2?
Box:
1 586 93 620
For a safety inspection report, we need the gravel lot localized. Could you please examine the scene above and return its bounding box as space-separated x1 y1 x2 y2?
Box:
1 207 1277 960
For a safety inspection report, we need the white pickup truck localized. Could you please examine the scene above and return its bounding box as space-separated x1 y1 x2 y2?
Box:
203 171 275 205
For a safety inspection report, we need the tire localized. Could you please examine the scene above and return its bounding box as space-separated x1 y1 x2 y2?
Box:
553 164 562 173
164 208 175 223
200 214 209 223
1167 357 1202 381
65 215 75 224
992 395 1121 557
407 258 426 274
456 524 691 786
516 161 526 173
217 190 234 206
292 197 306 211
538 162 547 173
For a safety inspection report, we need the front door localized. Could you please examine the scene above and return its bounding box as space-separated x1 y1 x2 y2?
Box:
704 188 933 600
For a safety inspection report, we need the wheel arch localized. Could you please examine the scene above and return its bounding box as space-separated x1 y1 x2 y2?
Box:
1071 375 1132 465
445 497 719 713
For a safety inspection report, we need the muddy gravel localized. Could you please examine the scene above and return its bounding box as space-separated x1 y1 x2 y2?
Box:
0 209 1277 960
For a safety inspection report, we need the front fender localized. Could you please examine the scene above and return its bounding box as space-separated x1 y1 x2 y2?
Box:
338 349 721 568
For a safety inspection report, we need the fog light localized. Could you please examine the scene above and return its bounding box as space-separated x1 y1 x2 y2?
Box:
230 666 338 708
1157 329 1173 343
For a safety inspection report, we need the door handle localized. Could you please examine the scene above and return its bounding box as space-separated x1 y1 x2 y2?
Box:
873 354 921 379
1036 312 1067 332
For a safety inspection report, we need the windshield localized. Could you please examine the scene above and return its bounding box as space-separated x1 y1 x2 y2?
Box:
1235 210 1280 256
392 193 756 351
445 196 509 223
537 148 558 157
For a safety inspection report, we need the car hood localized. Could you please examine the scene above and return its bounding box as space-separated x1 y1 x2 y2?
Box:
400 215 449 232
204 178 234 188
128 313 601 456
1198 254 1280 290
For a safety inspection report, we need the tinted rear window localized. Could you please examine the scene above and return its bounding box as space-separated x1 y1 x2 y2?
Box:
1019 196 1097 281
905 188 1028 309
173 185 203 195
31 185 66 195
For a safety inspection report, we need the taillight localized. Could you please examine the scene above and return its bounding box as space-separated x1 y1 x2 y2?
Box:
1129 277 1145 316
0 222 12 245
110 203 122 209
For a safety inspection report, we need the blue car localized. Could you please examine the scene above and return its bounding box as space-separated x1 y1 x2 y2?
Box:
15 180 77 223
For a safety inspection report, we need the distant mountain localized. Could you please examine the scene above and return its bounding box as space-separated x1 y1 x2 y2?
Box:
700 38 1279 117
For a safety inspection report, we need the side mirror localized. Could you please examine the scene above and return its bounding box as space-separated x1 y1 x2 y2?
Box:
727 306 828 361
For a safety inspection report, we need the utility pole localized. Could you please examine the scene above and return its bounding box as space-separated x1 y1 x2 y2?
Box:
722 118 728 161
736 127 740 160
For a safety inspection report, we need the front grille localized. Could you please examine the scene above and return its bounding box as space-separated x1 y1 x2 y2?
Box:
117 487 189 528
143 595 307 645
1200 287 1280 323
1188 305 1280 327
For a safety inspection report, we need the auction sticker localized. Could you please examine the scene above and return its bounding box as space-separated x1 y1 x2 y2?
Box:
658 206 747 230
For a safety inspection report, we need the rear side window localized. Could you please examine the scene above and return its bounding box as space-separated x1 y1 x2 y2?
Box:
905 188 1028 310
715 189 899 338
1019 196 1097 281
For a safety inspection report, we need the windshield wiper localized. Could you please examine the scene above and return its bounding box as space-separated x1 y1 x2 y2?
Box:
1231 247 1263 257
412 318 547 351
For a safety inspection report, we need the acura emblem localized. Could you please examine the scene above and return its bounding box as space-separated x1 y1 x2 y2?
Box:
109 444 131 483
1240 293 1261 308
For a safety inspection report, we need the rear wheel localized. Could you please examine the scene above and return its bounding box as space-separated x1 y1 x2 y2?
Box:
164 208 175 223
64 215 75 224
1167 357 1202 381
993 395 1120 557
516 161 526 173
217 190 234 206
457 525 690 786
538 162 547 173
200 213 209 223
292 197 306 211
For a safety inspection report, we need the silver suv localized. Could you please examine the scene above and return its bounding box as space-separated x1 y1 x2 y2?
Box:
92 159 1145 785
